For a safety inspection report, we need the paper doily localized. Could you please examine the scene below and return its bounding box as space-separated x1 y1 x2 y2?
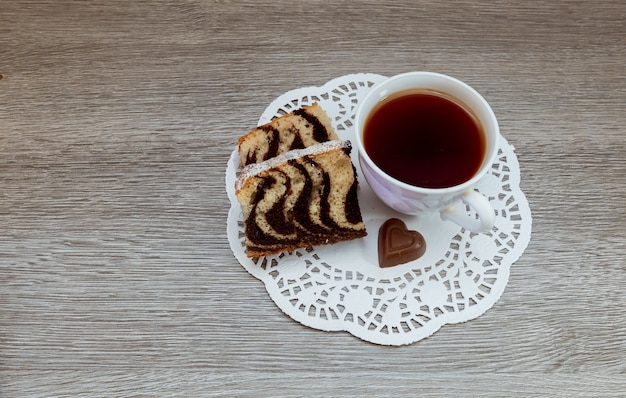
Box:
226 73 532 345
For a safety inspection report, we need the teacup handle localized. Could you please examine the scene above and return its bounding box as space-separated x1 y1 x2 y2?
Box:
440 190 495 233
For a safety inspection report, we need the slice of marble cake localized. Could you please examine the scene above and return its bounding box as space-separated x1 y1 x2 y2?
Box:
237 102 338 167
235 140 367 258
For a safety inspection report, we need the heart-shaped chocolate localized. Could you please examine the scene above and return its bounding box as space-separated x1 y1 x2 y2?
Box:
378 218 426 268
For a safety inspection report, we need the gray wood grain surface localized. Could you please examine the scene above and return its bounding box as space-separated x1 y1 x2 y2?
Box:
1 1 625 396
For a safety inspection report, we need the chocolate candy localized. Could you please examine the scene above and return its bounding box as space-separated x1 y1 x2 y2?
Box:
378 218 426 268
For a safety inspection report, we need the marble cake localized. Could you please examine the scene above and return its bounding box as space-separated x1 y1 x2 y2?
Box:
237 102 338 167
235 140 367 258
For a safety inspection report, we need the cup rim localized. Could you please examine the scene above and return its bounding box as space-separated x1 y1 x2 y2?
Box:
354 71 500 194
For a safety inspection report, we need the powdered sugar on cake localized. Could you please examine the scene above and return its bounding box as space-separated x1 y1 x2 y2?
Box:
235 140 350 192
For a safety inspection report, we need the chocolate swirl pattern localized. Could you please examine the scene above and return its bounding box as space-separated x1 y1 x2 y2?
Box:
236 140 367 258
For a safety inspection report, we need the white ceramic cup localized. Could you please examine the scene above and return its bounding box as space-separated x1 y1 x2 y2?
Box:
354 72 500 233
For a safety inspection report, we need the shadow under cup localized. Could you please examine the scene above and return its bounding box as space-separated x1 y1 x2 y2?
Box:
354 72 500 223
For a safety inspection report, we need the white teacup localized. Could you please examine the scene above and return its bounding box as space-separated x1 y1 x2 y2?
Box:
354 72 500 233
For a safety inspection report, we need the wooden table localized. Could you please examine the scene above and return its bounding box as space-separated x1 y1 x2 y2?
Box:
2 1 625 396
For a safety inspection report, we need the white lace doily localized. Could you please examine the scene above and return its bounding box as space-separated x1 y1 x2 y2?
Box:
225 73 532 345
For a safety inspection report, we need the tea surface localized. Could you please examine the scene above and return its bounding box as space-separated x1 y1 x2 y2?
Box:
364 90 485 189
